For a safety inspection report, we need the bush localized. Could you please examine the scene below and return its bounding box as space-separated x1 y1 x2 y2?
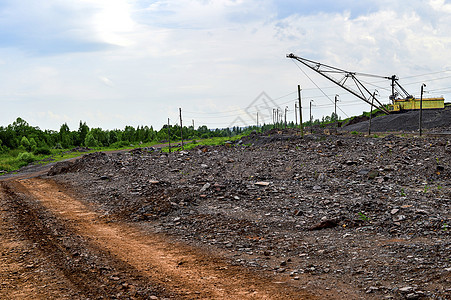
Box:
33 147 52 155
17 152 35 164
110 140 130 148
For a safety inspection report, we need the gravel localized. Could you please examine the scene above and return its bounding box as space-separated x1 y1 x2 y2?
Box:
49 132 451 299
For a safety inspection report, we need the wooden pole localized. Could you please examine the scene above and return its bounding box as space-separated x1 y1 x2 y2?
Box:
310 100 313 134
179 108 183 150
334 94 339 128
298 85 304 137
284 106 288 129
167 118 171 153
295 102 298 126
368 91 376 136
419 84 425 136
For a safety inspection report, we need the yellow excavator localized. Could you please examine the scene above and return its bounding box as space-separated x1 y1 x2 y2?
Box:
287 53 445 114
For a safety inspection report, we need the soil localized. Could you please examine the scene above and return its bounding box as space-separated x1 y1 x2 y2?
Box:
1 127 451 299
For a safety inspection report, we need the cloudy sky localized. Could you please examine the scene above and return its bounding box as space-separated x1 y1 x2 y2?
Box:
1 0 451 131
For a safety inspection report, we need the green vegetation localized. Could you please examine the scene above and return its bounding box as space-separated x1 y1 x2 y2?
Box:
358 212 370 222
0 117 283 173
161 135 245 152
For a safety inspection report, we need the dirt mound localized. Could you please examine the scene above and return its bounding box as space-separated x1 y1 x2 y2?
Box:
49 133 451 299
343 107 451 132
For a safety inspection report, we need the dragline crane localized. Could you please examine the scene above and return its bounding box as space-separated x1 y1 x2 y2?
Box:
286 53 445 113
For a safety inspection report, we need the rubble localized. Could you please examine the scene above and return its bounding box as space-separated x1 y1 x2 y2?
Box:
49 132 451 299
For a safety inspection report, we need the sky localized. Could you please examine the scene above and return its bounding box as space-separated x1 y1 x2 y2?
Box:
1 0 451 131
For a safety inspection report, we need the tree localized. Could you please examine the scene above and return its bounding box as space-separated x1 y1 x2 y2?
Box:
59 123 72 148
29 138 37 152
84 131 99 147
20 136 31 151
78 121 89 146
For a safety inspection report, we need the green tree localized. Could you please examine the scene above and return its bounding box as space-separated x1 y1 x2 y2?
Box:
20 136 31 151
29 137 37 152
123 126 136 142
78 121 89 146
59 123 72 148
84 131 99 147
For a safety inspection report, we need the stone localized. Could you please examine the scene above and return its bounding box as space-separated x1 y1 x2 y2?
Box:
255 181 270 186
399 286 414 293
368 170 379 180
200 183 211 193
390 209 399 215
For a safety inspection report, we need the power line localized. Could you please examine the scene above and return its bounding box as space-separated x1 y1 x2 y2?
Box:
291 60 349 117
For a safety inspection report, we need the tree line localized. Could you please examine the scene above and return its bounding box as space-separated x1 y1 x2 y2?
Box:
0 112 344 154
0 117 256 153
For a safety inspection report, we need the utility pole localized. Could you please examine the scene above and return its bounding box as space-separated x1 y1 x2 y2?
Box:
167 118 171 153
295 102 298 126
310 100 314 134
284 106 288 129
179 108 183 150
298 85 304 137
419 83 426 136
272 108 276 125
256 112 259 129
334 94 339 128
368 90 377 136
276 108 280 129
192 119 195 129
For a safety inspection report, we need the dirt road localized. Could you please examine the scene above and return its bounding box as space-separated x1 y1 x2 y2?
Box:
0 176 323 299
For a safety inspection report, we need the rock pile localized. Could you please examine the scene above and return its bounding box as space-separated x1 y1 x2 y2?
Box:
50 132 451 299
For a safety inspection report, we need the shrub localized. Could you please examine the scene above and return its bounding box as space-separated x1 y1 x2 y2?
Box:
20 136 31 151
33 147 52 155
17 152 35 164
110 140 130 148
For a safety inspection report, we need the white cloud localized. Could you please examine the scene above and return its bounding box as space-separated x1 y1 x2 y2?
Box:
1 0 451 130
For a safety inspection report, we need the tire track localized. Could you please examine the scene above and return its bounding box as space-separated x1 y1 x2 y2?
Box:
0 180 167 299
17 177 319 299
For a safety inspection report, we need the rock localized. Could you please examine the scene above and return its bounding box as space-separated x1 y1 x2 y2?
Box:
399 286 414 293
390 209 399 215
255 181 270 186
406 293 419 300
393 215 406 222
368 170 379 180
357 169 370 175
149 179 160 184
200 183 211 193
309 219 339 230
100 175 110 180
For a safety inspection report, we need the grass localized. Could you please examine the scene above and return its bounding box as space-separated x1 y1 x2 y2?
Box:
0 136 247 174
161 135 245 152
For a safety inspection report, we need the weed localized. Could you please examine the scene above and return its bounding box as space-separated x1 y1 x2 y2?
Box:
351 131 359 135
443 223 449 231
424 185 429 193
358 212 370 222
400 188 406 197
437 185 442 190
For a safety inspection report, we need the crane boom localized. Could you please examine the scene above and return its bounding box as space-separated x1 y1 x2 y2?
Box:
287 53 390 114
